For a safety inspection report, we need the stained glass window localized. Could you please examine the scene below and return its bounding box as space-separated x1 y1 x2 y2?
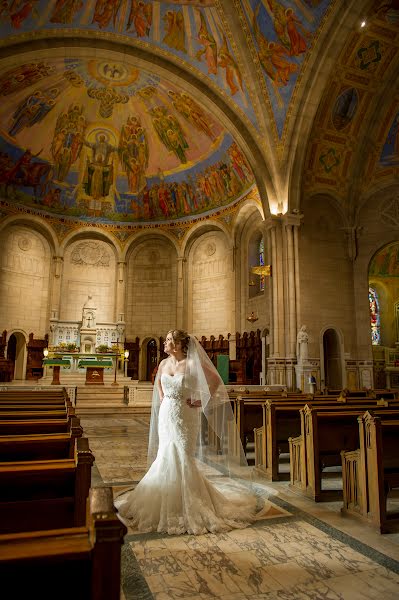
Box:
259 239 265 292
369 287 380 345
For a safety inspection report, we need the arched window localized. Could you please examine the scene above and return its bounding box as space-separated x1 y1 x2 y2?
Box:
369 287 381 345
259 238 265 292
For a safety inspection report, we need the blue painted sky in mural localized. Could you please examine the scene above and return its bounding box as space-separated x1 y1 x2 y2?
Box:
242 0 331 137
0 0 258 128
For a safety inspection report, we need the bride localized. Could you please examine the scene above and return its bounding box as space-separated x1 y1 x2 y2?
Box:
114 329 264 535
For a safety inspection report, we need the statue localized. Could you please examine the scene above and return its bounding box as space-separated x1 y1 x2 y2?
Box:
82 295 97 329
296 325 309 364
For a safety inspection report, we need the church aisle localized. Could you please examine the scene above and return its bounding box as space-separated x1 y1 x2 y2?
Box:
82 415 399 600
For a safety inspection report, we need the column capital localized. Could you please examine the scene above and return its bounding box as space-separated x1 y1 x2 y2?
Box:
282 212 303 228
52 255 64 278
263 214 283 232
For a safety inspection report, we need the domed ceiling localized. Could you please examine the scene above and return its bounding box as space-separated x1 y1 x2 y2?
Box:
0 0 398 234
0 55 255 224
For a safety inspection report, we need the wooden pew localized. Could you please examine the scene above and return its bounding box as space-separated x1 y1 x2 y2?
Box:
0 433 76 462
0 436 94 534
0 414 83 437
0 487 127 600
289 404 399 502
0 389 69 401
234 392 307 455
341 411 399 533
255 396 399 481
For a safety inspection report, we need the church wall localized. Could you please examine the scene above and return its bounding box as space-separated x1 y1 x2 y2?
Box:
299 197 355 361
188 231 234 338
125 238 177 339
60 239 116 323
0 225 50 336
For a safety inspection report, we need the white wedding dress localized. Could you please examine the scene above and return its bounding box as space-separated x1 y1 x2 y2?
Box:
114 372 258 535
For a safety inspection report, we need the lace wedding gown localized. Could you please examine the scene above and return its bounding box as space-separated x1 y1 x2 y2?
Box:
114 372 259 535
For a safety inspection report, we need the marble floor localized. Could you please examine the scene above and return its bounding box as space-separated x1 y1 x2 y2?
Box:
81 414 399 600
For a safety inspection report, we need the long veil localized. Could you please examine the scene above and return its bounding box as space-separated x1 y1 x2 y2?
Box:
147 335 250 479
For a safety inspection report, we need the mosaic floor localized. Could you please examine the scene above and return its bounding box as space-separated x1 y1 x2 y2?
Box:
81 415 399 600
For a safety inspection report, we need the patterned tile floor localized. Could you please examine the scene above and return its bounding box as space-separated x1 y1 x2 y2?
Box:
81 415 399 600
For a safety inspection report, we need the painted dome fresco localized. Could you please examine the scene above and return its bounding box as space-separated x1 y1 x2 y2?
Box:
0 55 254 224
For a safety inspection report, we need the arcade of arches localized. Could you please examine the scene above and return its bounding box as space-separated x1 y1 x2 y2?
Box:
0 1 398 391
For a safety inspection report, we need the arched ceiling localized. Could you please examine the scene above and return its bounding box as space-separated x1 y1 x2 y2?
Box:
0 0 397 238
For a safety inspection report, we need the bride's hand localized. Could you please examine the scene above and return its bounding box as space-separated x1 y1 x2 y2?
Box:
186 398 201 408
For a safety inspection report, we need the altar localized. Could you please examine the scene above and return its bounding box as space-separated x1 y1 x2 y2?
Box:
78 357 114 385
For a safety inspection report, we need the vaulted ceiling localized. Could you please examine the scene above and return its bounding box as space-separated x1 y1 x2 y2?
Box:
0 0 398 235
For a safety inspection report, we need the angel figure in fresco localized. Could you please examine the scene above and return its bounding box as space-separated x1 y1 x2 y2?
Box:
285 8 310 56
8 87 60 137
50 0 83 24
92 0 122 29
4 0 39 28
149 106 189 164
167 90 216 140
126 0 152 36
118 116 149 193
51 104 87 181
196 10 218 75
253 5 296 95
163 9 186 53
268 41 298 85
0 62 55 96
218 33 243 96
266 0 310 57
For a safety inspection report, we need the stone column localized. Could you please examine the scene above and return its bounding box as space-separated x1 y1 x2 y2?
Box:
283 213 302 359
176 257 186 329
50 256 63 321
116 261 126 323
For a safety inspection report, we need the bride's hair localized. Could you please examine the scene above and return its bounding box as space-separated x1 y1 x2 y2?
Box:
167 329 190 355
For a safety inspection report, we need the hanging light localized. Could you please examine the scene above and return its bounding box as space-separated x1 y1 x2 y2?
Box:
246 311 258 323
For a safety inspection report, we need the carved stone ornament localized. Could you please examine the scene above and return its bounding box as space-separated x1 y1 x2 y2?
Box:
71 241 110 267
18 236 32 251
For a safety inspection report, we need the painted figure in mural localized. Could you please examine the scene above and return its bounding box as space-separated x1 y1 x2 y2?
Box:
149 106 189 164
218 34 243 96
228 142 252 184
196 11 218 75
162 9 186 53
83 132 116 199
126 0 152 36
268 41 297 86
266 1 310 57
167 90 216 140
8 87 60 137
92 0 122 29
4 147 52 196
0 62 55 96
285 8 310 56
118 116 149 194
50 0 83 24
4 0 39 28
51 104 87 181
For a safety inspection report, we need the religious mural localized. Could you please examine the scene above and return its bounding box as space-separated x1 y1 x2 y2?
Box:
240 0 331 137
0 0 257 127
0 57 254 224
380 110 399 167
369 243 399 278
